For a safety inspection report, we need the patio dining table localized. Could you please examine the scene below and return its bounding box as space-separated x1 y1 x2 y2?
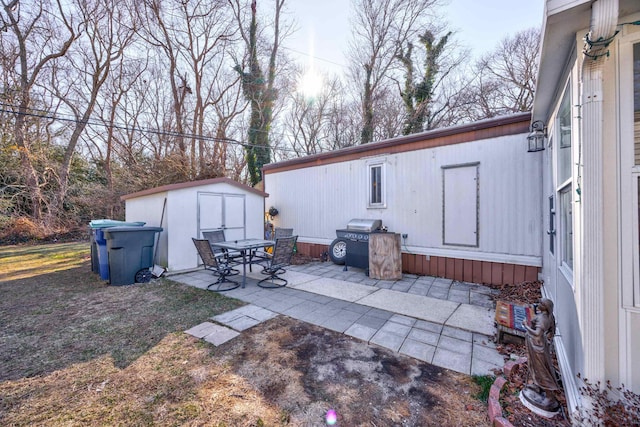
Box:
211 238 274 288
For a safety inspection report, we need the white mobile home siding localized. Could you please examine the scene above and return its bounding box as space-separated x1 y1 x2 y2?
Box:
264 114 542 275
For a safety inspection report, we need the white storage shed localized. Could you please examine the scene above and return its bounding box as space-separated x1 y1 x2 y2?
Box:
121 177 268 272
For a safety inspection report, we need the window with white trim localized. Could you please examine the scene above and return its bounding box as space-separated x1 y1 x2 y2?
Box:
367 161 386 208
633 41 640 306
555 83 573 276
619 33 640 308
559 185 573 269
558 86 572 184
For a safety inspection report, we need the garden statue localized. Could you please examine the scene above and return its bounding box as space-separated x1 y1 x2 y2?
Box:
520 297 561 417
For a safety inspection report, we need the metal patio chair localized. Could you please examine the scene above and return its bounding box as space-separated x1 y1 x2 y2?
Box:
192 238 240 291
202 230 242 264
257 235 297 288
274 227 293 239
258 227 294 258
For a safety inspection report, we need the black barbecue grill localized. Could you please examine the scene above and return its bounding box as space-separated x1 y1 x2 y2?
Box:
329 219 382 273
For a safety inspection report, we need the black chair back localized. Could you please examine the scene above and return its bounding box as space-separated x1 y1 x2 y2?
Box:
270 235 297 269
273 228 293 239
192 238 222 269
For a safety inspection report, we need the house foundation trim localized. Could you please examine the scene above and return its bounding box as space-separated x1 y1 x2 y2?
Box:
296 242 540 286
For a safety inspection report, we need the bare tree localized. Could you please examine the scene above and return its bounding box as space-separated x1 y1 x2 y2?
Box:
468 27 540 119
282 71 348 156
347 0 441 143
45 0 138 222
1 0 77 221
208 68 247 179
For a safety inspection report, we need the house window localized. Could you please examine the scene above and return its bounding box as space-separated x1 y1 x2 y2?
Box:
633 42 640 305
560 185 573 269
554 81 573 277
634 42 640 166
368 162 386 208
620 36 640 307
557 86 572 184
636 175 640 306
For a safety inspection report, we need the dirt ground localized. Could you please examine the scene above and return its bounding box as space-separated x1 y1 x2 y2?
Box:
213 315 489 426
0 242 490 426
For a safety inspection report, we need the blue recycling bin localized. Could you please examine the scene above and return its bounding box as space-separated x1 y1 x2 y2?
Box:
103 226 163 286
89 219 145 280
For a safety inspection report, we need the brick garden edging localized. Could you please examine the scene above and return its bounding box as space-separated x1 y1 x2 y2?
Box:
487 357 528 427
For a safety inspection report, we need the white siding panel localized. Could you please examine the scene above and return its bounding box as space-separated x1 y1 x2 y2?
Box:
266 132 542 264
125 193 168 266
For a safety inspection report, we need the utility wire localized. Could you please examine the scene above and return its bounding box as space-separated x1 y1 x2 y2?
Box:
0 102 299 154
280 44 348 69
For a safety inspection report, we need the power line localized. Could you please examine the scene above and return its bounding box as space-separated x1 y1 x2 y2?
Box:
280 44 348 69
0 102 298 154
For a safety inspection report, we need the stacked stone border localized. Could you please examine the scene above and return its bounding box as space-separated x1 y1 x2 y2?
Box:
487 356 528 427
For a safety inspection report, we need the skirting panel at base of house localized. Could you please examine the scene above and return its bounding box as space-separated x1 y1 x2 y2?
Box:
297 242 540 287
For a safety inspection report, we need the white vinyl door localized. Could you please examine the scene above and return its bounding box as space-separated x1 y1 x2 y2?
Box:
223 194 246 241
197 192 246 240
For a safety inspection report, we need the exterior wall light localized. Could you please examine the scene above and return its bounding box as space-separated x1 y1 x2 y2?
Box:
268 206 279 220
527 120 547 152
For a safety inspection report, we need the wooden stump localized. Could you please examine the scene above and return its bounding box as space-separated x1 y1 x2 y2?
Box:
369 233 402 280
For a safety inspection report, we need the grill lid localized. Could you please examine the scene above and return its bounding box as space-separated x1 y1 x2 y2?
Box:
346 218 382 232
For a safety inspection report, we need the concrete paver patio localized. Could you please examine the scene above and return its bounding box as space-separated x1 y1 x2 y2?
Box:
173 260 504 376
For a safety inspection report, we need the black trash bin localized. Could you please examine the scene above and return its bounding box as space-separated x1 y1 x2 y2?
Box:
89 219 146 280
103 226 163 286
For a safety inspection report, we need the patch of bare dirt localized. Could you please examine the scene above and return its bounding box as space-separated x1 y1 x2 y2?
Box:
214 315 490 426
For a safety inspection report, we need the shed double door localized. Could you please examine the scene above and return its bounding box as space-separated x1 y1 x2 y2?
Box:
197 192 246 241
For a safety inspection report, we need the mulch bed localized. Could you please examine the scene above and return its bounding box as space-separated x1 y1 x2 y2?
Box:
485 280 572 426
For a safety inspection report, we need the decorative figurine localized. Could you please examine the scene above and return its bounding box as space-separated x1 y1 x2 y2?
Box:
520 297 561 417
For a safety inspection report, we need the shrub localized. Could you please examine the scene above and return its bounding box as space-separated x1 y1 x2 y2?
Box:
0 216 44 244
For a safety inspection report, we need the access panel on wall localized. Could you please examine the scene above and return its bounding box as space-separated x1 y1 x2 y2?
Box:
442 163 479 247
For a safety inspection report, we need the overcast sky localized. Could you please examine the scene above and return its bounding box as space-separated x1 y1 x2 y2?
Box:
283 0 545 76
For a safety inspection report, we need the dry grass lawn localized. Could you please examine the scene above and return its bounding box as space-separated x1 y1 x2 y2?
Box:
0 242 490 426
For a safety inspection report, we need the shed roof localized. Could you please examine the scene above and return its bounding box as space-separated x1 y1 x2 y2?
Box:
121 177 268 201
262 112 530 174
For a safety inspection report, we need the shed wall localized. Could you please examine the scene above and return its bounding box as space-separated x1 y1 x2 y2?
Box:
124 192 168 266
125 181 265 272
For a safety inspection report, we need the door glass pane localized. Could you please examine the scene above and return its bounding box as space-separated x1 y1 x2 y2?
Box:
560 186 573 269
634 43 640 165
